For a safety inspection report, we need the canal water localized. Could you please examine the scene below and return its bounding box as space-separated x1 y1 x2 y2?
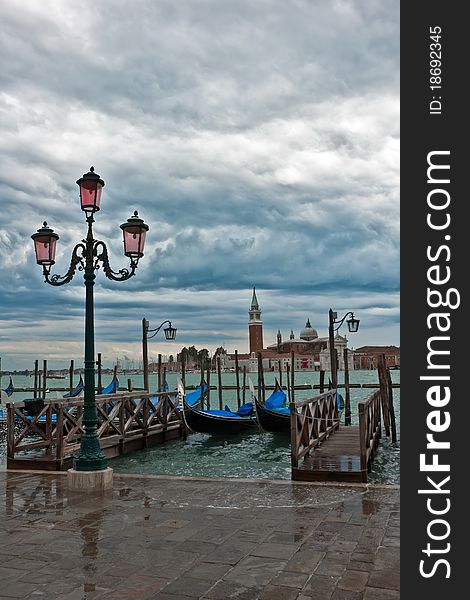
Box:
0 370 400 483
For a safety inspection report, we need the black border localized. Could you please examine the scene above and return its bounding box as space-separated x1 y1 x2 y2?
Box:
401 2 466 595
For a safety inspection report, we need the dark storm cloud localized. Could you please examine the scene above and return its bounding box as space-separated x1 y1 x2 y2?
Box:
0 0 399 369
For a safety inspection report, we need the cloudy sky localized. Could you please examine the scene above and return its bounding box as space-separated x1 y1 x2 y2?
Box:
0 0 399 371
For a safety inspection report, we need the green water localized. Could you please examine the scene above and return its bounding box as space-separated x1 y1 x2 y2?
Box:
1 370 400 483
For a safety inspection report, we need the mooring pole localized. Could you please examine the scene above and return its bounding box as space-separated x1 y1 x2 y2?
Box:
42 359 47 399
34 359 39 397
286 363 291 404
290 351 295 404
157 354 162 393
206 361 211 409
69 360 74 397
96 353 102 394
217 356 223 410
343 348 351 425
235 350 241 408
142 318 149 391
242 365 247 404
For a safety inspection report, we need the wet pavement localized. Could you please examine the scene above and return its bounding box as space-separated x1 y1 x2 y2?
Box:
0 471 399 599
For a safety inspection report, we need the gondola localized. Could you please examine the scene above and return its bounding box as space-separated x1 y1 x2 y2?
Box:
181 381 258 435
101 376 119 395
2 376 14 397
254 380 290 433
62 375 85 398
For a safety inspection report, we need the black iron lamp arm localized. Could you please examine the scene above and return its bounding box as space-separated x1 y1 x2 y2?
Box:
43 243 86 286
332 311 355 331
93 240 137 282
146 320 173 340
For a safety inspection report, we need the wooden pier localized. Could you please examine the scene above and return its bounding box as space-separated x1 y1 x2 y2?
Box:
290 357 395 483
6 389 185 471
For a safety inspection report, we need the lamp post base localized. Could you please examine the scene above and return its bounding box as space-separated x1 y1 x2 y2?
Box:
67 467 113 491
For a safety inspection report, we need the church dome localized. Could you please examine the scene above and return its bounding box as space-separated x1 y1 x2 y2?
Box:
300 319 318 341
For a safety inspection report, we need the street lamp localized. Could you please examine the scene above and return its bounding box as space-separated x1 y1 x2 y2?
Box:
32 167 149 482
328 308 360 410
142 319 177 391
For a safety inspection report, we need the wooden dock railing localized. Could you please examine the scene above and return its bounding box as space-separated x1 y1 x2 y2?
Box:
6 389 185 470
290 389 339 470
358 389 382 475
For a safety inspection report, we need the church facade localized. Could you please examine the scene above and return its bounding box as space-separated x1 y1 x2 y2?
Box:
225 288 353 371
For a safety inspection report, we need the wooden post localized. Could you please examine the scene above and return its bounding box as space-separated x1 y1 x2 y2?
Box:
34 359 39 397
242 366 247 404
127 378 133 392
278 360 283 388
235 350 241 408
319 370 325 394
261 357 266 403
157 354 162 393
217 356 223 410
181 354 186 390
290 351 295 404
113 365 118 393
163 367 167 391
343 348 351 426
97 353 102 394
377 354 390 436
200 360 205 408
38 371 42 397
45 399 52 457
119 398 125 452
142 318 149 391
257 353 263 403
56 403 64 467
335 349 339 381
358 402 367 481
387 369 397 443
206 362 211 409
290 400 298 470
143 391 150 448
7 403 15 460
42 360 47 399
69 360 74 397
286 363 291 404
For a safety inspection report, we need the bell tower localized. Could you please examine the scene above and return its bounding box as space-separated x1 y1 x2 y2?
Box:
249 287 264 354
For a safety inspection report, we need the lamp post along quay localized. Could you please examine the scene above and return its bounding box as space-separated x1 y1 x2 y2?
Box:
32 167 149 491
328 309 360 426
142 319 177 391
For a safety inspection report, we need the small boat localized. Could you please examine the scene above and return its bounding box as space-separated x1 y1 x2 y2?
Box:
62 375 85 398
184 382 207 408
181 381 258 435
254 379 290 433
2 376 14 397
101 376 119 395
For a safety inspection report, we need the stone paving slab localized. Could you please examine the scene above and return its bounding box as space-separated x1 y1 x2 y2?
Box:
0 471 399 599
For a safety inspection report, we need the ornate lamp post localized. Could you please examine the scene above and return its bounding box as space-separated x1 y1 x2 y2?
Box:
328 309 359 422
142 319 177 391
32 167 149 480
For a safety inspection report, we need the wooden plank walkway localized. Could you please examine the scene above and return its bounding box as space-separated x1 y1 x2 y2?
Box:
293 426 365 483
290 381 387 483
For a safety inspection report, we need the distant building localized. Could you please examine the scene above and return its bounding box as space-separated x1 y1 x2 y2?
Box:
353 346 400 370
225 288 353 371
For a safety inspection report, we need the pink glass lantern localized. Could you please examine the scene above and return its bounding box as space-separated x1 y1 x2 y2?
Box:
31 222 59 266
76 166 105 213
120 211 149 259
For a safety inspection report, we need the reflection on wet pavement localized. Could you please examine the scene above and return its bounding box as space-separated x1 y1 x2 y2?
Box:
0 471 399 599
